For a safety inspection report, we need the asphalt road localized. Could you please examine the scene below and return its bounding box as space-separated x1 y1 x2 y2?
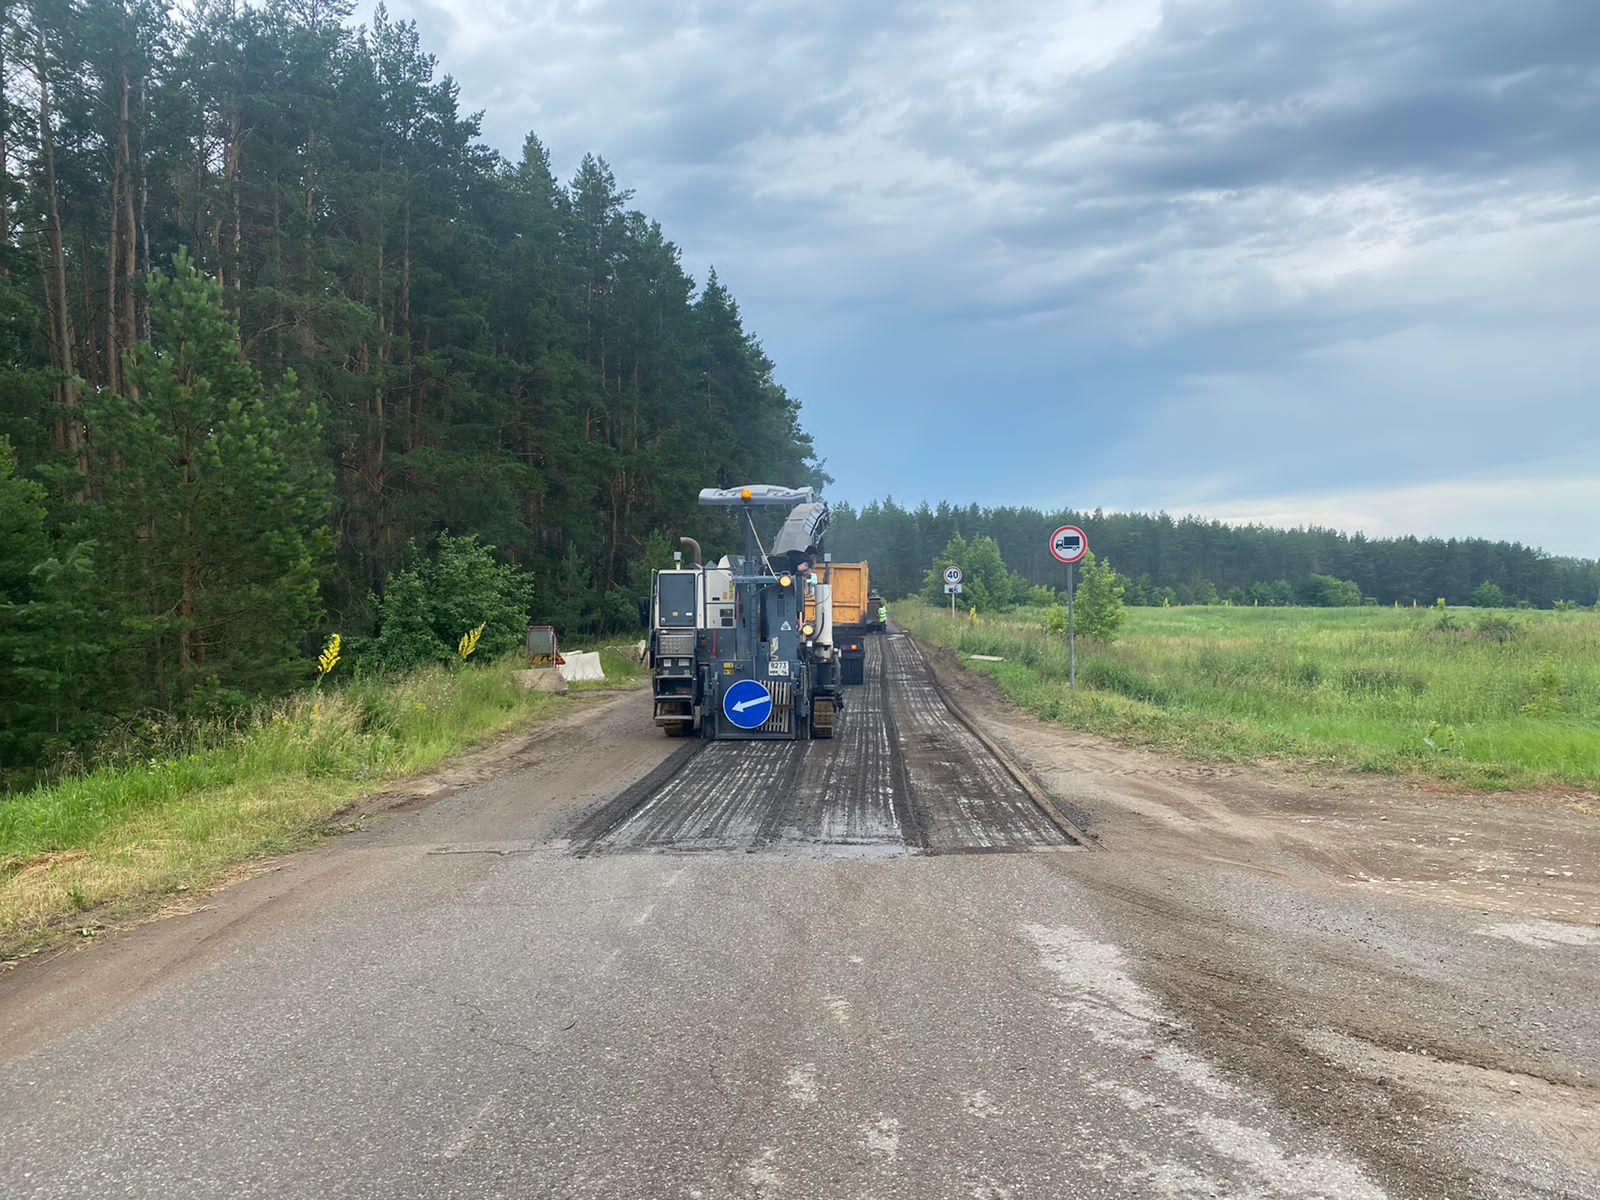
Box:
2 633 1596 1199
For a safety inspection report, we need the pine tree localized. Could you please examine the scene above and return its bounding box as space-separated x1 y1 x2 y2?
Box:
0 438 51 780
87 251 332 710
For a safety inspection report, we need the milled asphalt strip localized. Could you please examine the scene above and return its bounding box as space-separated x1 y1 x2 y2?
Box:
784 637 908 849
903 631 1097 849
623 741 794 851
870 636 927 850
566 634 1076 856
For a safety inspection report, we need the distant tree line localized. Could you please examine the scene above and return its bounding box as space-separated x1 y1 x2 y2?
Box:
0 0 820 785
828 500 1600 609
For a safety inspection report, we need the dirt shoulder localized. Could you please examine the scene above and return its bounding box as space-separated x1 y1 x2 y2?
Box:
921 636 1600 1199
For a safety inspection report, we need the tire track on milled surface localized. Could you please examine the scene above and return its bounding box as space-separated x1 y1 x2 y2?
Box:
571 635 1074 856
787 638 905 848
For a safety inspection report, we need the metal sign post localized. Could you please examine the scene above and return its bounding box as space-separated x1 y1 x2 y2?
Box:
1048 525 1088 689
1067 563 1076 689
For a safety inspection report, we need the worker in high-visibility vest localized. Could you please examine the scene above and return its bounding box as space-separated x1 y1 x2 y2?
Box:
878 604 887 625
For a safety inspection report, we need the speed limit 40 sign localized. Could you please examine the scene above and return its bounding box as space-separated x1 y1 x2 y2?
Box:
943 565 963 585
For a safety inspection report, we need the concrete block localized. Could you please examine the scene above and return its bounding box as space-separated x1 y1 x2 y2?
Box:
514 667 568 693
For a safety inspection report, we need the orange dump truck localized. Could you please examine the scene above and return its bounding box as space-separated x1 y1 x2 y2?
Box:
806 561 872 685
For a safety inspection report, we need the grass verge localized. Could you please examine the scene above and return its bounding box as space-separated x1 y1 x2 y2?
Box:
0 650 644 960
896 599 1600 791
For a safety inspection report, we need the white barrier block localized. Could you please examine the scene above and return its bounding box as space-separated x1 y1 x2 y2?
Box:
558 651 605 682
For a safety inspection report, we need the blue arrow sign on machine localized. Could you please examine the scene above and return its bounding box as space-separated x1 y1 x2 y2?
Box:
722 678 774 729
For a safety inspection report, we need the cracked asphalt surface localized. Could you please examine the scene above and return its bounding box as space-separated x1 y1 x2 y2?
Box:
1 632 1596 1198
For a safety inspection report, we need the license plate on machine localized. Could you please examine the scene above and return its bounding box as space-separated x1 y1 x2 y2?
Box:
768 659 790 677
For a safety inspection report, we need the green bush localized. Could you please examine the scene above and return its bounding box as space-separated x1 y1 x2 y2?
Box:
1523 653 1566 716
1474 614 1522 645
1303 574 1362 606
1043 604 1068 638
370 534 533 672
1073 551 1127 642
1471 580 1507 608
921 532 1033 612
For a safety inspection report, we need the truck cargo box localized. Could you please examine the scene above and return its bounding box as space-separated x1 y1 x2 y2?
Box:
804 561 871 631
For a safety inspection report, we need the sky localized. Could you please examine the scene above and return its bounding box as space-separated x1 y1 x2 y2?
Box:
375 0 1600 557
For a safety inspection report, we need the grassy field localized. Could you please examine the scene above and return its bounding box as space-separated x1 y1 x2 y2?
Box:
896 600 1600 790
0 644 644 959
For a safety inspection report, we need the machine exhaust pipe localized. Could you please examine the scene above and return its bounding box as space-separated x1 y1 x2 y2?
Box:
679 536 702 566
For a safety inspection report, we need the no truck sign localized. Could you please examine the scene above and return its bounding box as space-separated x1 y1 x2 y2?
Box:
1049 525 1088 565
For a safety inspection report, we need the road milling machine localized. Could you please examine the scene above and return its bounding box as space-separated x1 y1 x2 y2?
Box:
649 485 845 740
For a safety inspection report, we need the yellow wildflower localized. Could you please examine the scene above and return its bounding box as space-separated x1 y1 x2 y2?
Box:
316 633 342 678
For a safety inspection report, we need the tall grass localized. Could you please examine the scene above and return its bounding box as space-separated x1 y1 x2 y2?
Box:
0 652 638 957
897 600 1600 790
